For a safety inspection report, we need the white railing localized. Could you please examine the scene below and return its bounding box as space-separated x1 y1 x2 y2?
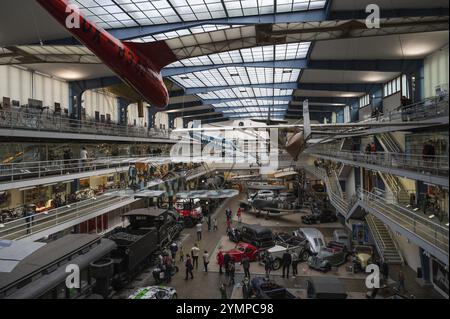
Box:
0 195 131 240
0 107 172 139
307 149 449 178
359 188 449 255
0 154 169 183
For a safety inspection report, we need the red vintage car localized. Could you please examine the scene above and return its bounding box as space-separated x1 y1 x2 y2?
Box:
224 242 259 263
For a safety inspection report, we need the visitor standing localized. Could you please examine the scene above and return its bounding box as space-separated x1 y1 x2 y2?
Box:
242 255 251 279
196 221 203 241
213 218 218 231
228 262 235 286
191 244 200 269
185 255 194 280
217 250 225 275
237 207 242 224
203 250 210 272
282 251 292 278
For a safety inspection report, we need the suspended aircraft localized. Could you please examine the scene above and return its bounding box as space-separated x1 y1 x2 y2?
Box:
37 0 177 109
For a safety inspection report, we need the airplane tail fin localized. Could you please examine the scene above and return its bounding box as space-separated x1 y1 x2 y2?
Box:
124 41 178 72
303 99 311 140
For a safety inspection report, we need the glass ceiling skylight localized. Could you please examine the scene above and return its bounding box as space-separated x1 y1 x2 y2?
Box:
170 67 301 88
213 100 289 108
168 42 311 67
197 88 293 100
130 24 243 43
69 0 327 29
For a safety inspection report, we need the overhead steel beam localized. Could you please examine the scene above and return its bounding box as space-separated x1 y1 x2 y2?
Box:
182 112 224 120
108 10 327 40
165 100 203 111
41 7 446 45
170 108 215 118
298 83 382 93
162 60 307 77
162 59 422 77
291 96 356 104
184 83 299 95
202 96 292 104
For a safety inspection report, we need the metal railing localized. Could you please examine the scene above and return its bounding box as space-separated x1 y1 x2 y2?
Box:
0 194 133 240
359 188 449 255
358 95 449 124
0 154 171 183
307 149 449 178
0 107 172 139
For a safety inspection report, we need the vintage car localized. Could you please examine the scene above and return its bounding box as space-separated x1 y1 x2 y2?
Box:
292 228 325 254
228 225 275 249
224 242 259 263
332 229 352 251
301 209 338 224
250 277 296 299
352 245 375 272
128 286 177 299
307 242 348 272
261 241 310 270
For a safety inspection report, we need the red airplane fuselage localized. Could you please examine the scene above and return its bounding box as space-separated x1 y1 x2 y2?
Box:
37 0 176 109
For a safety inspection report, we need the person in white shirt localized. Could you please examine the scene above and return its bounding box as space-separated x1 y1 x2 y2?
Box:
191 244 200 269
80 147 88 170
196 222 203 241
203 250 210 272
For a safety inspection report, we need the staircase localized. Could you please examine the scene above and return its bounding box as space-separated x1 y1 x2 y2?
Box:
377 133 403 154
365 214 404 265
378 172 410 205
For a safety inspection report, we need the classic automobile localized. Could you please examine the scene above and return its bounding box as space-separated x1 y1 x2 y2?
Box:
224 242 259 263
301 209 338 224
261 241 310 270
307 242 348 272
250 277 296 299
332 229 352 251
292 228 325 254
352 245 374 272
228 225 275 249
128 286 177 299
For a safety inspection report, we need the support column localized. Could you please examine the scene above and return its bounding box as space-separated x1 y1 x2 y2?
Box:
168 113 175 129
148 107 158 128
118 97 131 125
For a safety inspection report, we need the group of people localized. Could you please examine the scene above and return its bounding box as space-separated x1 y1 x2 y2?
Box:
225 207 243 232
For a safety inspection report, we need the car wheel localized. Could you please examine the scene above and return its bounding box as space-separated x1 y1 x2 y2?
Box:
301 251 310 262
272 258 281 270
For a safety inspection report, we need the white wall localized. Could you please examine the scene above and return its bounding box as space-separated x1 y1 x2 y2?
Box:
127 102 148 128
0 65 68 111
83 90 117 121
155 112 169 129
174 117 183 129
424 45 449 98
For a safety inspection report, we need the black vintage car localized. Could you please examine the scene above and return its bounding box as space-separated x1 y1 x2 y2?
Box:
228 225 275 249
250 277 296 299
302 204 338 224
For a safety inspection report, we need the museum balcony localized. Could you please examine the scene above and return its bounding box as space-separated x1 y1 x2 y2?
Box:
303 165 449 265
305 149 449 188
0 107 176 143
0 193 137 241
0 155 172 191
358 94 449 124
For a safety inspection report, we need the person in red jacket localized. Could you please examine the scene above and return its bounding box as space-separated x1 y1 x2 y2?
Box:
217 250 225 275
